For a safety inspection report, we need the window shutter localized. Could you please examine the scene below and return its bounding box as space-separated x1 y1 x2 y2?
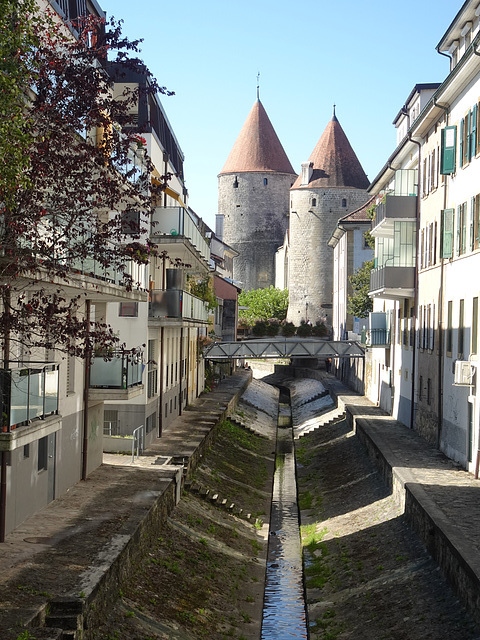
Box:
459 119 464 166
470 105 478 160
471 197 475 251
442 208 454 258
467 111 472 162
441 126 456 174
456 205 462 255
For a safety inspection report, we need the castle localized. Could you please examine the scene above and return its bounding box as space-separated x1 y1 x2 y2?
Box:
218 102 370 328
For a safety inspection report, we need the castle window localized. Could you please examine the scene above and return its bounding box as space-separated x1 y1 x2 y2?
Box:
342 198 347 207
233 177 238 188
263 178 268 186
311 198 317 207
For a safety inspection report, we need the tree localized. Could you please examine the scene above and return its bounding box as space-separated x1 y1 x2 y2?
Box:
238 287 288 324
0 5 171 360
347 260 374 319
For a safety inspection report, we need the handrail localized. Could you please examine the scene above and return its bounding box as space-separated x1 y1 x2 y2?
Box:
131 424 144 463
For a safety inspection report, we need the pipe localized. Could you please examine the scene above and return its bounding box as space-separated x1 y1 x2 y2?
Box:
408 135 422 431
436 105 449 451
82 300 91 481
179 327 183 416
159 326 164 437
1 288 11 540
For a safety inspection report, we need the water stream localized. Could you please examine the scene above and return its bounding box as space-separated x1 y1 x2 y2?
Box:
261 393 308 639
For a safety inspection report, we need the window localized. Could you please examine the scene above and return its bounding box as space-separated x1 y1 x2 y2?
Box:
458 299 465 358
119 302 138 317
427 378 432 406
446 301 453 356
146 412 156 434
263 178 268 186
312 198 317 207
104 410 119 436
442 209 454 258
165 403 168 418
121 210 140 236
24 444 30 459
38 437 48 472
233 176 238 188
440 126 456 174
342 198 347 207
409 307 414 348
472 297 478 356
473 195 480 250
419 376 423 401
457 202 467 255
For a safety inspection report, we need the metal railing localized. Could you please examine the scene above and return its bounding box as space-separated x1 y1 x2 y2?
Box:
151 206 210 262
132 424 145 462
149 289 208 322
90 350 144 389
0 363 59 431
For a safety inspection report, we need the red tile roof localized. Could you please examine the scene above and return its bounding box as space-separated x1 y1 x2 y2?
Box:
219 100 296 175
338 195 376 224
291 115 369 190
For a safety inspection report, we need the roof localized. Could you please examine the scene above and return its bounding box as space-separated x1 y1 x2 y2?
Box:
392 84 441 125
338 195 376 224
327 196 375 248
291 114 369 190
219 100 296 175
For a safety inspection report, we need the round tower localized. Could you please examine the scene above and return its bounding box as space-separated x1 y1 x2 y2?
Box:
287 111 370 327
218 99 297 291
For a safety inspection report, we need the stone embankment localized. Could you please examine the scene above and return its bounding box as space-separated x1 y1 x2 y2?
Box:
271 365 480 639
0 371 272 640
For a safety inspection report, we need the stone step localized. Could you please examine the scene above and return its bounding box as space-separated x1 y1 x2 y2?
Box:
45 614 82 631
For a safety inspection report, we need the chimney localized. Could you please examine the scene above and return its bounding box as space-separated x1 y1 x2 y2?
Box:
301 161 313 186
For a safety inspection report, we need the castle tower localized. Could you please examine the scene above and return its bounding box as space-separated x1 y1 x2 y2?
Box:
217 99 297 291
287 110 370 327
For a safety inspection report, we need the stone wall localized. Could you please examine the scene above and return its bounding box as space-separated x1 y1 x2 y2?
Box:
218 171 294 291
287 187 369 326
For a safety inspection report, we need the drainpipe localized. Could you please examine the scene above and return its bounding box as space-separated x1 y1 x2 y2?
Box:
159 326 164 437
0 289 11 541
186 327 190 405
434 100 449 451
179 327 184 416
82 300 91 481
409 135 422 431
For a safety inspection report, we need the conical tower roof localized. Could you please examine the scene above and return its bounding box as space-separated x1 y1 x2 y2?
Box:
292 112 369 189
219 100 296 175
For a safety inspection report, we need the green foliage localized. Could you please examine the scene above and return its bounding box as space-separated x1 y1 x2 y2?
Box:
238 287 288 323
296 321 312 337
189 275 218 311
347 260 374 319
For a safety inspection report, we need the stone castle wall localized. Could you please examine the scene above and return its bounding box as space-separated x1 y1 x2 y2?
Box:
218 171 295 291
287 187 369 326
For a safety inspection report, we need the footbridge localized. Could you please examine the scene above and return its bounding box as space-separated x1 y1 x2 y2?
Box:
203 338 364 360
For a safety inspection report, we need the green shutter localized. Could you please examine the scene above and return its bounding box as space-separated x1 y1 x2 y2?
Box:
441 126 456 174
471 197 475 251
460 119 464 166
457 205 462 255
467 111 472 162
442 208 454 258
470 105 477 160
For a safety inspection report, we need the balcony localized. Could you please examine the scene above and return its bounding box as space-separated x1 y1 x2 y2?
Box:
151 207 210 264
0 363 59 432
149 290 208 323
366 312 391 347
371 195 417 237
89 351 144 400
369 265 415 299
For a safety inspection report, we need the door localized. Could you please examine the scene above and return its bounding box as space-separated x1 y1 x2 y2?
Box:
47 432 56 503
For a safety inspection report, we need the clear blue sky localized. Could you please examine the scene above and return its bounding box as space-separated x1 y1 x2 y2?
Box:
100 0 457 229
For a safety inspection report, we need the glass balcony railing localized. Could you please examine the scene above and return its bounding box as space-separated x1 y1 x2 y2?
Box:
149 289 208 323
150 206 210 262
90 351 144 389
0 363 59 431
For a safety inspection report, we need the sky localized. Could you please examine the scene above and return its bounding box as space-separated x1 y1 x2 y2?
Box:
99 0 458 229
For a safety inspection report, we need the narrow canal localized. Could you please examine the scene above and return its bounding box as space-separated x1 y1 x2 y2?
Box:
261 387 308 639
